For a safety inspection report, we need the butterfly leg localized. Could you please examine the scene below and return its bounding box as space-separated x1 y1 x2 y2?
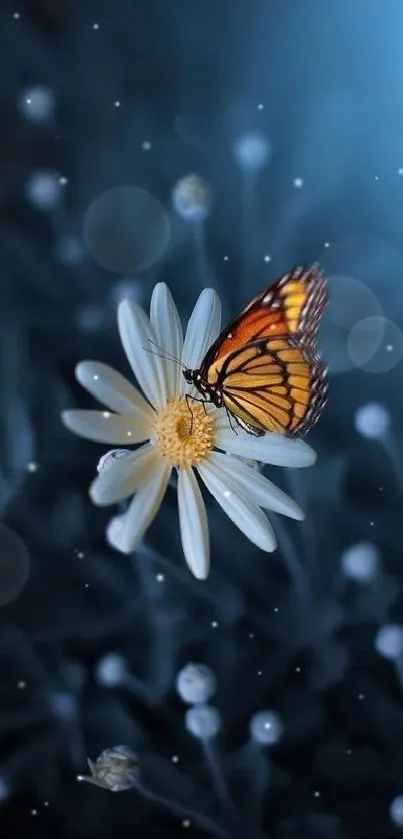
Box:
185 393 208 434
224 404 239 436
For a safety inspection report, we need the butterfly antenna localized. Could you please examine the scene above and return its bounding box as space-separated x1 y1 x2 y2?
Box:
143 338 186 369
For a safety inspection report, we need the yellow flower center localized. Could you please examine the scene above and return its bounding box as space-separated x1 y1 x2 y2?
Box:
151 399 215 468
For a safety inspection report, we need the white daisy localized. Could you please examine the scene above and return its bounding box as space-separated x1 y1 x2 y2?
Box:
61 284 317 580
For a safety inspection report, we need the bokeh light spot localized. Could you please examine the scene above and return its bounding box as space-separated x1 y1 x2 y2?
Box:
0 524 30 606
84 186 170 273
348 318 403 373
325 274 383 330
321 274 385 374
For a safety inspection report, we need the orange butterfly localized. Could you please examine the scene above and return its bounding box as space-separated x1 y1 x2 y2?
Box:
183 263 328 437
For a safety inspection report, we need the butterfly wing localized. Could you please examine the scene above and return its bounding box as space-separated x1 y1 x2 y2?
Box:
201 264 328 437
216 338 327 436
200 263 327 379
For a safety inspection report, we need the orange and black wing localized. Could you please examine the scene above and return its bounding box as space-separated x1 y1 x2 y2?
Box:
215 337 328 437
200 263 328 437
200 263 327 378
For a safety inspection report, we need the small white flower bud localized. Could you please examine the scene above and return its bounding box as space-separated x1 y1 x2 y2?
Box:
79 745 139 791
95 653 127 687
341 542 380 582
233 132 271 172
176 663 216 704
172 174 211 222
249 710 284 745
390 795 403 826
375 625 403 660
185 704 221 739
354 403 390 439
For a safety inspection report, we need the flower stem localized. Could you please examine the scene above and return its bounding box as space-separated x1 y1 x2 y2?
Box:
136 782 231 839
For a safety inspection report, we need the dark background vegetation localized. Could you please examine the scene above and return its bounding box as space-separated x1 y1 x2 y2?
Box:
1 0 403 837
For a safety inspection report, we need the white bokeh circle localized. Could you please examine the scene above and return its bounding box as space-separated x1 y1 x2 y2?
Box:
348 317 403 373
320 274 386 374
83 186 170 273
0 524 30 607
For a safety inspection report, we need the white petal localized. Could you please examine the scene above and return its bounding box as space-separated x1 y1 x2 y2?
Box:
197 461 276 552
205 451 304 520
61 410 150 444
150 283 183 402
75 361 153 418
177 468 210 580
117 299 164 409
181 288 221 374
216 428 317 468
89 444 155 506
116 458 171 553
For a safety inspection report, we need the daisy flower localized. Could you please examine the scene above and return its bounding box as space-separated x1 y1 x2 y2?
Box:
61 284 317 580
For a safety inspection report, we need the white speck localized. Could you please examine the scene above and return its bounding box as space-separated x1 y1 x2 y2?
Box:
77 552 84 559
172 755 179 763
224 489 231 498
156 573 164 582
374 176 379 181
324 242 330 248
295 666 301 673
27 461 38 473
398 169 403 176
142 141 152 151
313 791 321 798
102 411 111 418
249 632 255 639
183 820 191 828
264 255 271 262
358 693 364 700
114 101 121 108
31 810 38 816
211 621 218 628
386 344 393 352
17 680 26 689
223 255 229 261
13 12 20 19
257 670 262 676
93 23 99 29
59 177 68 186
274 607 279 612
257 103 264 110
85 583 89 588
44 801 49 806
293 177 304 188
93 375 99 380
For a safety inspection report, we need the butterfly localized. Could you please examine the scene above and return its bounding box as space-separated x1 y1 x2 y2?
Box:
183 263 328 437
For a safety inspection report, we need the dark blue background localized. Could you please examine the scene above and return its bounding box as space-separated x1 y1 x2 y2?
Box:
1 1 403 837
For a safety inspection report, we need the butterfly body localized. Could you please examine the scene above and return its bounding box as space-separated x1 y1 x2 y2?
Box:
183 264 328 438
